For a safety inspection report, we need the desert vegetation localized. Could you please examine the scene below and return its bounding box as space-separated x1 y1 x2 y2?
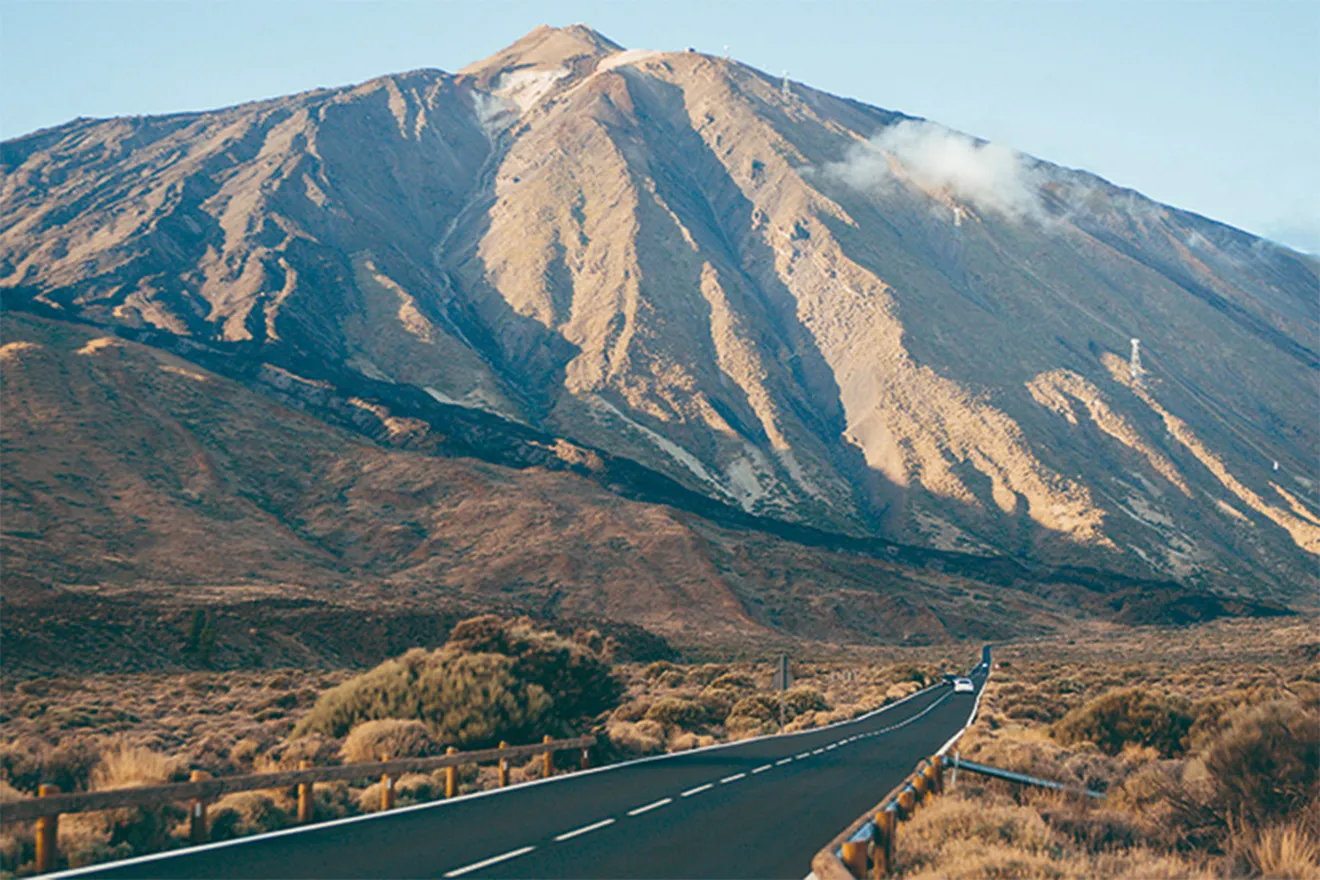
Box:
891 617 1320 879
0 614 953 876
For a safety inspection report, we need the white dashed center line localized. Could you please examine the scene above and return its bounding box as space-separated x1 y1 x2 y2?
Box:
751 763 773 774
775 757 792 766
444 846 537 877
681 783 714 797
826 743 838 750
795 751 810 759
812 748 825 755
553 818 615 842
720 772 746 783
627 798 672 816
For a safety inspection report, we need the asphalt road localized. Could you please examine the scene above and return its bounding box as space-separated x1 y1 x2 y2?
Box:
72 648 989 880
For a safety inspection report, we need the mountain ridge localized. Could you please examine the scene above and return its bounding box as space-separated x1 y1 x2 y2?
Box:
3 25 1317 611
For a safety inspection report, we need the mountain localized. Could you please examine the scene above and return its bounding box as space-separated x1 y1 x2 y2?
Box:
3 24 1317 620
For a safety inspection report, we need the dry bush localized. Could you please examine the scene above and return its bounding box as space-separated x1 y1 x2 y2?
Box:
644 698 706 730
209 791 290 840
696 686 738 719
1200 699 1319 829
605 719 666 758
1053 687 1194 757
340 719 438 764
784 686 828 717
1230 821 1320 880
293 616 620 748
90 739 182 790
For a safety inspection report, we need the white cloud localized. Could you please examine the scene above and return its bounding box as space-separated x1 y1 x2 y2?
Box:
824 120 1048 222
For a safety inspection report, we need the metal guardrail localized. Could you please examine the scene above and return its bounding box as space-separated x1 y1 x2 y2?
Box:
947 754 1106 799
2 733 596 874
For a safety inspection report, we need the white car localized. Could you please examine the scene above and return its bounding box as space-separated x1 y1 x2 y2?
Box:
953 677 975 693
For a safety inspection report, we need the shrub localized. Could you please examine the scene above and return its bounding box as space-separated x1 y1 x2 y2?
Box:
709 672 755 691
784 686 829 717
340 720 438 763
294 650 552 749
644 698 706 730
446 616 622 719
641 661 677 680
656 670 686 688
1053 688 1193 757
728 694 778 723
606 719 666 758
1200 699 1319 828
210 792 289 840
697 686 739 719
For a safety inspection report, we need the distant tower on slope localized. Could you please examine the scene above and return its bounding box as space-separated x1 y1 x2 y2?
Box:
1129 338 1144 382
724 44 730 61
782 71 791 98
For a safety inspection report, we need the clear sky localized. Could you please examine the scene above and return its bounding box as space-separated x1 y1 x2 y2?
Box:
2 0 1317 253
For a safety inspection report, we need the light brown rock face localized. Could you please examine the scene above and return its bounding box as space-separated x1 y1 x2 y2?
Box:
3 25 1317 600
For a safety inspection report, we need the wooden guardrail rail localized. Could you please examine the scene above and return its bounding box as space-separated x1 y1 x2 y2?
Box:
2 733 596 874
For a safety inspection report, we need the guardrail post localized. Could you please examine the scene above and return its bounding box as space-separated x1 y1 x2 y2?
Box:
380 772 395 811
896 785 916 820
498 741 510 787
872 807 896 878
188 770 210 844
911 770 929 807
35 784 59 874
445 746 458 798
297 761 314 824
580 747 590 771
931 755 944 796
840 840 867 878
949 752 959 791
542 734 553 778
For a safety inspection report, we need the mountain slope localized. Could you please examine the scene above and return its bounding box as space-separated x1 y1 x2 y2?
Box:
3 24 1317 600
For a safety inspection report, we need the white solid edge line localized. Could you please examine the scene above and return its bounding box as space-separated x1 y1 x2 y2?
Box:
681 783 714 797
720 772 746 783
553 818 616 841
626 797 672 816
444 845 536 877
751 763 773 774
775 757 793 766
42 661 970 880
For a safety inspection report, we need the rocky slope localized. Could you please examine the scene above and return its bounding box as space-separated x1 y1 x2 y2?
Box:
3 24 1317 601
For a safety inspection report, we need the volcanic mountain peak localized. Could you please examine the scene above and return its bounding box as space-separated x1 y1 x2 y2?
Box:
2 24 1317 606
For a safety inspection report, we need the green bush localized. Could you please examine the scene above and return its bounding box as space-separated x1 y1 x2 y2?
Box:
1053 688 1193 757
644 698 706 729
293 616 621 749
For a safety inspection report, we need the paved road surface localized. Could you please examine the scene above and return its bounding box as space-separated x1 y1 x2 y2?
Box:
71 648 990 879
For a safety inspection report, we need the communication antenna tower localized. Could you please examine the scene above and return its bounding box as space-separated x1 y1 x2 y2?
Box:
723 44 730 61
1129 338 1144 382
781 70 791 99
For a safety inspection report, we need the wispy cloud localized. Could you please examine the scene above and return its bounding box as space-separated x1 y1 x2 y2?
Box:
823 120 1048 222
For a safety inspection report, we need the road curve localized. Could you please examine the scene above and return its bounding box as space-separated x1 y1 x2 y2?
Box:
66 648 990 880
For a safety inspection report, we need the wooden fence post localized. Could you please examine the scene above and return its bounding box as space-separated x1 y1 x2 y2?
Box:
35 784 59 874
580 747 590 771
542 734 553 778
931 755 944 796
188 770 210 844
840 840 867 878
498 741 510 787
445 746 458 798
297 761 314 824
380 772 395 811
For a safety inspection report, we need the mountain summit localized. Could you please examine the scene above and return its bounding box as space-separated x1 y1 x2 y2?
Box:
3 26 1317 607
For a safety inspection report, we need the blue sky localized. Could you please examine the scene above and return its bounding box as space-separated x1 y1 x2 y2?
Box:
2 1 1316 252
